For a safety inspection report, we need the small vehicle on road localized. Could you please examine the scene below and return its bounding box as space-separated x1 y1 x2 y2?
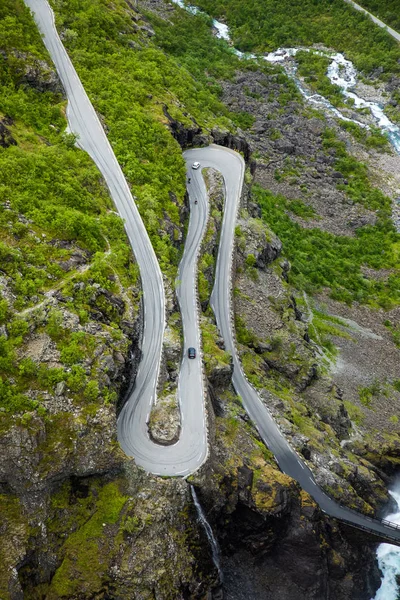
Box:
188 347 196 359
192 162 201 170
194 199 198 205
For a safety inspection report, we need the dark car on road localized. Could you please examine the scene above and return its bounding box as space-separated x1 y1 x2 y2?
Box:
188 347 196 359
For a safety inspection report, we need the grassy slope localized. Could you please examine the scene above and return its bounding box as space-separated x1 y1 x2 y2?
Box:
1 0 399 595
0 0 141 414
0 0 257 416
255 185 400 307
193 0 400 72
1 3 242 596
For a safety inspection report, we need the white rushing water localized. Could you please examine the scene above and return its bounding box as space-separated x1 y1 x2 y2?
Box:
373 486 400 600
264 47 400 153
171 0 400 155
191 485 223 583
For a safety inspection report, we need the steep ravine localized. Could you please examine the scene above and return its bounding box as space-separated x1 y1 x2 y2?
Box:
2 0 400 598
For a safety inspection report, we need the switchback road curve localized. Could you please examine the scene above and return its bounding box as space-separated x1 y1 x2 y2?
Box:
27 0 400 544
25 0 208 476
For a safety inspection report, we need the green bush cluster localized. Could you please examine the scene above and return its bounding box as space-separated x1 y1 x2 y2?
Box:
339 120 390 151
201 318 231 376
358 379 387 407
0 316 37 412
356 0 400 32
48 480 128 597
288 199 317 219
235 314 258 346
321 127 393 213
297 51 347 108
297 51 399 134
0 0 138 414
254 184 400 307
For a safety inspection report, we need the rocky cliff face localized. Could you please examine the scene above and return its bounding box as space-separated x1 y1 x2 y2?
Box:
0 3 216 596
2 0 400 598
191 167 387 600
193 377 382 600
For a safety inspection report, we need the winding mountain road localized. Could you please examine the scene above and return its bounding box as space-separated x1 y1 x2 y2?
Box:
25 0 210 477
119 153 210 476
25 0 400 545
188 148 400 546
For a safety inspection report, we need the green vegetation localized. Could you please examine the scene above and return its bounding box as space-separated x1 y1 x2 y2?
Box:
194 0 400 86
358 378 387 407
384 318 400 347
297 50 400 137
0 0 139 415
235 314 258 346
201 318 231 377
254 178 400 307
48 480 127 597
288 199 317 219
357 0 400 32
48 0 257 275
307 307 353 359
143 2 240 87
297 51 347 108
274 157 305 185
0 494 28 598
192 0 400 120
241 350 265 388
288 404 327 452
322 127 392 212
198 252 214 302
1 0 257 416
344 400 365 425
339 120 390 151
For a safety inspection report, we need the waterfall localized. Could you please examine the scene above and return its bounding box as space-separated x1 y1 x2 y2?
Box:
373 483 400 600
190 485 224 582
263 47 400 155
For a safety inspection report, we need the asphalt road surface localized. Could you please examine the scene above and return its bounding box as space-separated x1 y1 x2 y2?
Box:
118 152 209 476
26 0 400 543
25 0 211 477
187 147 400 544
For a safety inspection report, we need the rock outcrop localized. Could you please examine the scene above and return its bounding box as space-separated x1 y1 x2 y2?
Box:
0 116 17 148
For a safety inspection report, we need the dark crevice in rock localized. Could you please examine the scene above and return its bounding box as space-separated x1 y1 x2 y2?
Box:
116 315 142 416
211 129 252 164
208 381 225 417
162 104 204 148
161 104 256 171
